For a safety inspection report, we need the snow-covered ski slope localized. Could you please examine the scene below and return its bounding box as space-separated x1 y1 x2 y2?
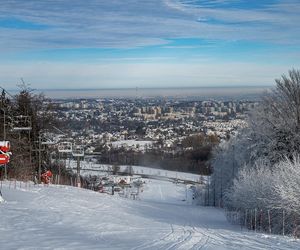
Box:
68 161 203 183
0 180 299 250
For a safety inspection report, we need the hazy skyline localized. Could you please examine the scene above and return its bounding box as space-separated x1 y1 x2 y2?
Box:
0 0 299 89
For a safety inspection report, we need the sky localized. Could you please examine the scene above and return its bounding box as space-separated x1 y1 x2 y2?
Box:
0 0 299 89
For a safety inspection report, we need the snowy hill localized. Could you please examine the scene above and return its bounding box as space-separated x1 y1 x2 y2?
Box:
0 180 299 250
67 161 204 183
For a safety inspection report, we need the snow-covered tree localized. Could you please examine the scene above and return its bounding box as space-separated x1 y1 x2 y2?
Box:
224 160 276 211
249 69 300 164
211 69 300 235
210 130 253 206
212 69 300 200
272 156 300 213
224 155 300 235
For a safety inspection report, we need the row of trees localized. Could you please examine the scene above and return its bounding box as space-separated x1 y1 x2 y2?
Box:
94 133 218 174
210 69 300 235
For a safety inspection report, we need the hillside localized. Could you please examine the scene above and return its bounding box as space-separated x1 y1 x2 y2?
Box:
0 180 298 250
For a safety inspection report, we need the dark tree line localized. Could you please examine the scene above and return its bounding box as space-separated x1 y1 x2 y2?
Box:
95 133 219 175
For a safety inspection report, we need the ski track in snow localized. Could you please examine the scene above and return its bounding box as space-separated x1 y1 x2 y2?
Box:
0 180 299 250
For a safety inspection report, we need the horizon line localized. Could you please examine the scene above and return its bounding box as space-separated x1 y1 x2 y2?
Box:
7 85 274 92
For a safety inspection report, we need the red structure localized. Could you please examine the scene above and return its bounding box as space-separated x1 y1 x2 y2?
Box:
0 154 10 165
0 141 10 152
0 141 11 165
41 170 53 184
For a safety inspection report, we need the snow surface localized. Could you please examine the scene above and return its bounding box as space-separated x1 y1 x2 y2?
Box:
68 161 204 183
0 180 299 250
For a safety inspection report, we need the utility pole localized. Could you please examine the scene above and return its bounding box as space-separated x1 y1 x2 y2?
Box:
220 166 223 207
232 144 235 179
72 144 84 188
38 133 42 183
207 175 210 206
58 152 61 185
76 156 81 188
33 132 54 184
3 109 5 140
3 108 7 179
0 88 8 180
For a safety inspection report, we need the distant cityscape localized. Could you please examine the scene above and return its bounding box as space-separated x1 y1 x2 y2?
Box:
49 97 255 156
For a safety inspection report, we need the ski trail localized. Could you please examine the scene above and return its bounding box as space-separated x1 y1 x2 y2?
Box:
1 181 300 250
159 184 164 200
132 224 175 250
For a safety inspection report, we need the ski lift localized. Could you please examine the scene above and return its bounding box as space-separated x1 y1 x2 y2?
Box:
57 142 72 153
72 145 84 157
41 137 57 145
11 115 32 131
40 132 59 145
41 139 56 145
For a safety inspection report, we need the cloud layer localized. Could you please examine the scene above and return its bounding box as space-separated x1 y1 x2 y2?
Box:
0 0 299 89
0 0 299 51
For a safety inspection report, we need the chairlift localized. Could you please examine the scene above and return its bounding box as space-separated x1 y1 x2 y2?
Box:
41 139 56 145
11 115 32 131
40 132 59 145
57 142 73 153
72 145 84 157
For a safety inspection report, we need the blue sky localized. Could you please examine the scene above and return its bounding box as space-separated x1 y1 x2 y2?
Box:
0 0 299 89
